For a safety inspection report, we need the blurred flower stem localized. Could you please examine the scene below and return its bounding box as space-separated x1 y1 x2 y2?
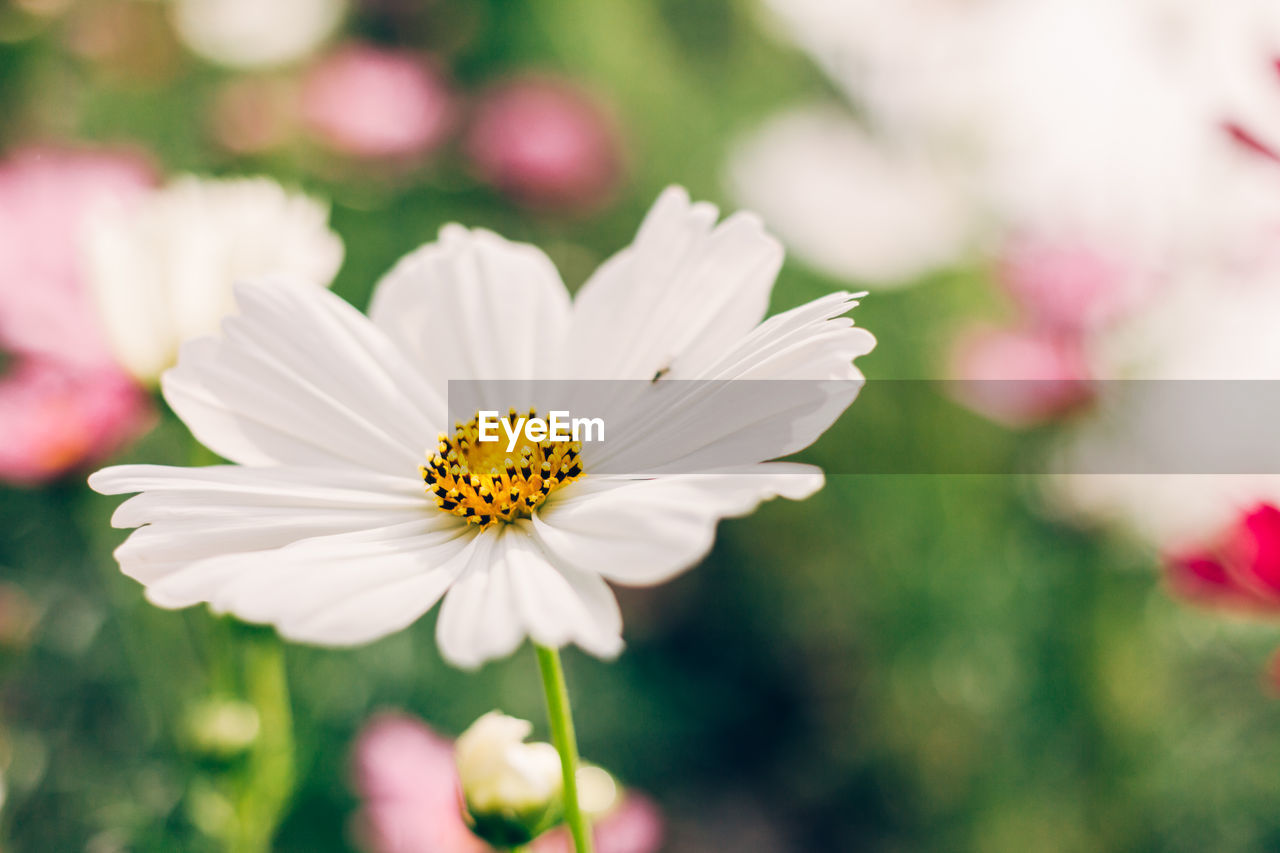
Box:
222 624 296 853
183 435 297 850
534 644 593 853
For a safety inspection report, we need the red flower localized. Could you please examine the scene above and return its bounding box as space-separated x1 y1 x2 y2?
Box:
1166 504 1280 611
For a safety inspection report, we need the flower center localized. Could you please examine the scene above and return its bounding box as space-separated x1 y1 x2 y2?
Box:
422 409 584 529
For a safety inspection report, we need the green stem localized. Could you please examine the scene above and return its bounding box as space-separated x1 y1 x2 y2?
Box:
186 438 297 852
534 644 593 853
228 626 296 853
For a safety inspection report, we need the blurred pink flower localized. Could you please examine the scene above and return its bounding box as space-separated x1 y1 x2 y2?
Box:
465 76 624 212
949 325 1093 427
998 239 1139 333
0 148 155 484
1166 504 1280 612
300 44 452 159
0 148 155 366
352 713 662 853
0 359 152 485
530 798 662 853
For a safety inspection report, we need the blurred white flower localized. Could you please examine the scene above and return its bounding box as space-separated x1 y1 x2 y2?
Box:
455 712 562 817
574 764 619 817
89 187 873 667
1192 0 1280 155
84 175 344 384
728 107 970 286
1052 264 1280 550
737 0 1280 290
170 0 345 69
756 0 1280 543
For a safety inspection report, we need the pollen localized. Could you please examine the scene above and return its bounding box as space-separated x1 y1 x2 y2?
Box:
421 409 584 530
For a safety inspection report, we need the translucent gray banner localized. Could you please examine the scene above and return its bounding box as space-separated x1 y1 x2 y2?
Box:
443 380 1280 475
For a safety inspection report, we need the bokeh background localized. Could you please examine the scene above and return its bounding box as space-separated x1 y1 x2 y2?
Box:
5 1 1280 851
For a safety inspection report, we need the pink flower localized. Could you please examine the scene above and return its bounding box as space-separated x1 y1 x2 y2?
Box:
465 76 624 212
353 714 487 853
300 44 453 159
0 148 155 366
949 325 1093 427
352 713 662 853
997 238 1139 333
1166 504 1280 690
0 359 152 485
0 148 155 484
529 798 662 853
1166 504 1280 611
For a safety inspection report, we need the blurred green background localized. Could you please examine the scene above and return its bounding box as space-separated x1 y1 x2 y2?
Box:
4 1 1280 851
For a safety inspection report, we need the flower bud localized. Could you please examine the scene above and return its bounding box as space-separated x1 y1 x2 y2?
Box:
575 764 619 817
183 697 261 759
455 711 563 847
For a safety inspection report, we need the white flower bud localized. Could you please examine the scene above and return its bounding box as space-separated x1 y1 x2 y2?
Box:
456 711 562 814
455 711 563 846
576 764 619 817
183 697 261 759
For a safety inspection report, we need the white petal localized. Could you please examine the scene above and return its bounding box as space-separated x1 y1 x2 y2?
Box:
92 464 474 646
85 176 345 385
503 522 623 659
531 464 823 587
91 463 424 526
89 463 433 585
589 293 874 474
435 526 624 668
195 521 475 646
728 106 972 286
696 291 877 381
567 186 784 380
84 198 178 383
368 225 572 398
162 279 443 474
435 528 523 668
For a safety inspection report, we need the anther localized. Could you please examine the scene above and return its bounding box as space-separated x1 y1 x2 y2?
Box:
423 409 586 530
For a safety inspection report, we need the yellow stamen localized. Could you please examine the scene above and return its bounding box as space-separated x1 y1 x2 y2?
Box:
420 410 584 529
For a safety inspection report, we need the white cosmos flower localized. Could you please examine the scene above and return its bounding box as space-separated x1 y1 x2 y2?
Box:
1051 266 1280 551
170 0 346 69
739 0 1280 288
85 175 344 385
88 188 875 668
728 106 971 286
